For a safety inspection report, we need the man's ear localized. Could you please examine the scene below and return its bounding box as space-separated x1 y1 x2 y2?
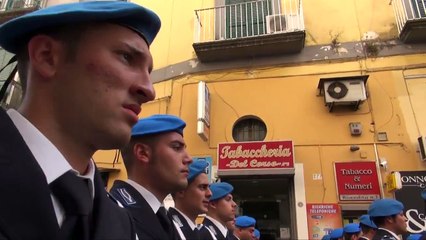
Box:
27 34 63 78
209 201 217 209
133 142 151 164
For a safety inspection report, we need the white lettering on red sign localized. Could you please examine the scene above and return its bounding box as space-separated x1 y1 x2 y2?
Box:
219 144 292 159
225 159 289 169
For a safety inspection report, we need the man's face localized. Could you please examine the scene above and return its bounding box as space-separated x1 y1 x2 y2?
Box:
180 173 212 215
214 194 237 222
235 226 255 240
53 23 155 150
149 132 192 193
391 212 407 235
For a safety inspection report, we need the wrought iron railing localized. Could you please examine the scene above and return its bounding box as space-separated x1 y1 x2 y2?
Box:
0 0 44 12
194 0 304 43
393 0 426 33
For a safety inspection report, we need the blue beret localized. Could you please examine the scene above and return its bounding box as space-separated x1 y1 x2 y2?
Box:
407 234 423 240
235 216 256 228
254 229 260 238
188 161 208 182
329 228 343 239
0 1 161 54
343 223 361 234
131 114 186 137
359 214 377 229
209 182 233 201
321 235 330 240
368 199 404 217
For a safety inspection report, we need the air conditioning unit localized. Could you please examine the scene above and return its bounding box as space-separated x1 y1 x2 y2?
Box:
418 136 426 161
266 14 286 33
11 0 25 8
318 75 369 112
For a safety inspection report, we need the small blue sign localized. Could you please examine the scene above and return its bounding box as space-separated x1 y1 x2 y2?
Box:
192 156 212 183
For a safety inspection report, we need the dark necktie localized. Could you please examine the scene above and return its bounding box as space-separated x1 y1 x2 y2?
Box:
50 171 93 240
156 206 176 239
193 227 201 240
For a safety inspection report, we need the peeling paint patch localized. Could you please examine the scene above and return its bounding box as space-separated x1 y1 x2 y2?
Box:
189 60 199 68
362 31 379 40
320 46 332 51
336 47 348 54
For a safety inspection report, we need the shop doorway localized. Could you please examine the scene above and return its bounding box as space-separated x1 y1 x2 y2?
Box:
222 175 295 240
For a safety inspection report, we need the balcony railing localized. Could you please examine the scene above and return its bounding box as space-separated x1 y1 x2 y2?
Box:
194 0 304 43
0 0 45 24
193 0 305 62
393 0 426 42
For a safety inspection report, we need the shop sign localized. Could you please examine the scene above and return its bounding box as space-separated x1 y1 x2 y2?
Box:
218 140 294 171
197 81 210 141
386 171 402 192
395 171 426 234
334 161 381 201
306 203 342 240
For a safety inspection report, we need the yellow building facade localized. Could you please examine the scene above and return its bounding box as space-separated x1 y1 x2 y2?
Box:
81 0 426 239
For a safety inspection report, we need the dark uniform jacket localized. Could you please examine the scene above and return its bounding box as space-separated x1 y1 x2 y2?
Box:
0 109 136 240
110 180 180 240
200 217 235 240
372 228 399 240
168 207 200 240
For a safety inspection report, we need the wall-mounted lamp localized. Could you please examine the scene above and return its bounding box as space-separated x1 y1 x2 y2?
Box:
350 145 360 152
379 157 388 170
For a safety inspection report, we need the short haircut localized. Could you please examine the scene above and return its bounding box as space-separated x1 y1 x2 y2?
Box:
16 23 93 94
344 233 358 240
359 222 375 233
371 215 396 227
121 134 161 171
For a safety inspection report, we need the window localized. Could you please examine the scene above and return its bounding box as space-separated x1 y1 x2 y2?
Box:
232 116 267 142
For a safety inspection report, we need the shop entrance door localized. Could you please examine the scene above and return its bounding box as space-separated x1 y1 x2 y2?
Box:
223 176 295 240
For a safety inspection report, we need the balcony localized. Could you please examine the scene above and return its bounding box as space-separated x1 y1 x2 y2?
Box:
393 0 426 43
0 0 45 24
193 0 305 62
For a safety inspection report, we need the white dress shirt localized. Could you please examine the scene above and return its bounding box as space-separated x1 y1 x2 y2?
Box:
7 109 95 226
205 215 228 238
126 179 162 213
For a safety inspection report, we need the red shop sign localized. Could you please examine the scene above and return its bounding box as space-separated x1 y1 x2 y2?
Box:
218 141 294 173
334 161 381 201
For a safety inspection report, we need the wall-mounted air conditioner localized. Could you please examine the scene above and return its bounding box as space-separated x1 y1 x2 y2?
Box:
10 0 25 8
266 14 299 34
317 75 369 112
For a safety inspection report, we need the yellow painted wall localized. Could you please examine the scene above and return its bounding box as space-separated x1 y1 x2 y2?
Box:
131 0 399 69
97 54 426 199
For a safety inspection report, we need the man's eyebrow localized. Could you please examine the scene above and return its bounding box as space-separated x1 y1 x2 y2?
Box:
122 42 153 72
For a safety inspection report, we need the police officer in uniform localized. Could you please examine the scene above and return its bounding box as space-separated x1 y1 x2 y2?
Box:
368 199 408 240
0 1 160 239
168 160 212 240
359 214 377 240
233 216 256 240
330 228 344 240
110 115 193 240
343 223 361 240
200 182 237 240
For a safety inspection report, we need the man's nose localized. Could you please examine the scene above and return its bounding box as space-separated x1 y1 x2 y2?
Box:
131 78 155 104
